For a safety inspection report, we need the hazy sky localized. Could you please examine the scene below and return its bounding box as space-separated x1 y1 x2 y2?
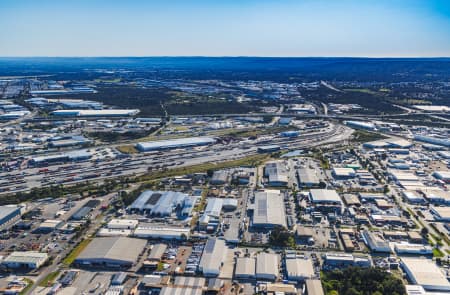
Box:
1 0 449 57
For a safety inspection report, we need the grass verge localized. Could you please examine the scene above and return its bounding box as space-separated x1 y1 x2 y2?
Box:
433 248 445 258
39 271 60 287
19 278 34 295
136 154 269 183
116 145 138 154
63 238 93 266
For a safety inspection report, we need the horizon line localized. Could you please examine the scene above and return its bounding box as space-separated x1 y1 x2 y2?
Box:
0 55 450 59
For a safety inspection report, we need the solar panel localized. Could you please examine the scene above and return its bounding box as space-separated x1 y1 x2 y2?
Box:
204 239 216 253
257 199 267 216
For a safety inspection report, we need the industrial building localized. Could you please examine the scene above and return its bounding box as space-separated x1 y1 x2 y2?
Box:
136 137 215 152
421 189 450 205
401 257 450 292
414 135 450 147
256 252 279 281
0 205 21 230
159 286 202 295
210 170 229 185
309 189 343 213
305 279 324 295
234 257 256 279
285 258 315 282
30 150 92 165
332 167 356 178
402 191 426 204
433 171 450 183
129 190 194 218
257 145 281 153
0 111 30 120
394 243 432 255
345 120 376 131
264 161 289 187
199 238 227 277
323 253 372 269
430 206 450 222
297 168 320 187
362 231 391 253
204 198 223 218
74 237 146 268
134 225 190 240
148 244 168 262
252 190 287 229
107 219 139 230
70 199 100 220
37 219 64 233
2 251 49 269
51 109 139 117
203 198 238 219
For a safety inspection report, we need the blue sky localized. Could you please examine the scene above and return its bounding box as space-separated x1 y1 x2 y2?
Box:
0 0 449 57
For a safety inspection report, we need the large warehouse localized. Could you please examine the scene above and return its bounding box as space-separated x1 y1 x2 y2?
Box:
252 190 287 229
0 205 21 230
2 251 49 269
134 225 191 240
234 257 256 279
136 137 216 152
309 189 343 213
256 252 279 281
430 206 450 222
297 168 320 187
74 237 146 268
264 161 289 187
285 258 315 282
401 257 450 292
51 109 139 117
199 238 227 277
129 190 194 218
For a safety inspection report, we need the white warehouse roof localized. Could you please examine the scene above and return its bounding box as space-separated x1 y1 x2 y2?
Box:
199 238 227 276
2 251 48 267
309 189 342 204
75 237 146 266
256 252 279 281
235 257 256 278
285 258 315 281
253 190 286 228
136 137 215 152
401 257 450 292
52 109 139 117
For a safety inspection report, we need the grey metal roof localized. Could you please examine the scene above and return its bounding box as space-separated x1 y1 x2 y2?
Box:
148 243 167 261
3 251 48 265
130 190 188 216
0 205 20 221
199 238 226 274
235 257 256 277
297 168 320 185
256 252 279 278
204 198 223 217
305 279 324 295
309 189 342 204
160 287 202 295
76 237 146 264
136 137 215 151
211 170 228 184
285 258 314 280
264 161 288 184
253 191 286 228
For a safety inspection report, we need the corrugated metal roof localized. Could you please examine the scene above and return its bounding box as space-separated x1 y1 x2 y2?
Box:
76 237 146 264
253 191 286 228
136 137 215 151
